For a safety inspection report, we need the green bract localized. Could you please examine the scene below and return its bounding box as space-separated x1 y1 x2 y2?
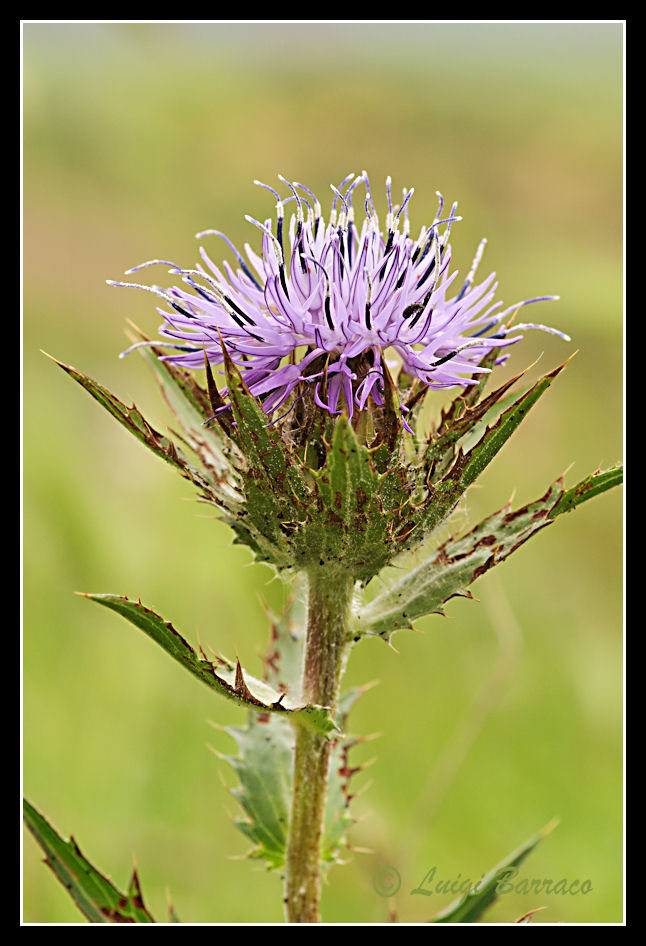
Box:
47 334 604 587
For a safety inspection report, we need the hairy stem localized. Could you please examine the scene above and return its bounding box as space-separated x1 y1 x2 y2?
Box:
284 568 354 923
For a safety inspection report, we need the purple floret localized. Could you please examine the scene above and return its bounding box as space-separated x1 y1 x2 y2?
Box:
110 173 568 422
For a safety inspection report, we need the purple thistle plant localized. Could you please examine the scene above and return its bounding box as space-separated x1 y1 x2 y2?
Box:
110 173 568 429
30 171 622 926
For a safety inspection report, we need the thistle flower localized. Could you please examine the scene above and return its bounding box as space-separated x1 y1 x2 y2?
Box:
110 173 568 428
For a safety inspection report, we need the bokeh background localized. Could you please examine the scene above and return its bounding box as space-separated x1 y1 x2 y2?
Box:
23 22 623 924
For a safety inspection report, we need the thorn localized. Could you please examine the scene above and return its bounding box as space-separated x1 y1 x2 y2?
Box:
540 816 561 837
447 589 474 602
356 678 380 695
125 317 147 336
516 353 544 377
217 328 239 382
203 345 220 409
234 655 244 691
128 865 143 896
195 628 208 662
546 350 578 380
206 742 234 765
350 811 372 825
516 906 548 923
504 302 528 330
558 460 575 483
216 770 234 794
40 349 64 366
348 778 373 801
326 854 352 869
357 756 378 773
205 718 228 732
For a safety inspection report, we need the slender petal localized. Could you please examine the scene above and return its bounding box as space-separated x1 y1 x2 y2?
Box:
112 176 566 422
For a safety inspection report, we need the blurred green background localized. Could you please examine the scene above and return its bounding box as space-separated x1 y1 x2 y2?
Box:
23 22 623 924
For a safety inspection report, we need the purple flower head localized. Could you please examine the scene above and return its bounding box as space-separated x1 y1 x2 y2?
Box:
110 174 568 429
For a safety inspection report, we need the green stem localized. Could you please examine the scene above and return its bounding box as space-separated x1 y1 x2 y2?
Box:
284 567 354 923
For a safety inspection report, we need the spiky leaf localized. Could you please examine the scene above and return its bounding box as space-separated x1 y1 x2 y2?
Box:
549 465 624 516
126 324 219 425
23 799 155 923
81 593 337 737
221 591 364 869
127 326 244 491
453 361 569 490
423 366 531 484
49 355 226 507
357 464 623 639
217 345 314 566
222 694 365 871
408 360 569 545
222 714 294 869
221 342 309 504
429 821 557 923
219 590 303 869
431 346 503 433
